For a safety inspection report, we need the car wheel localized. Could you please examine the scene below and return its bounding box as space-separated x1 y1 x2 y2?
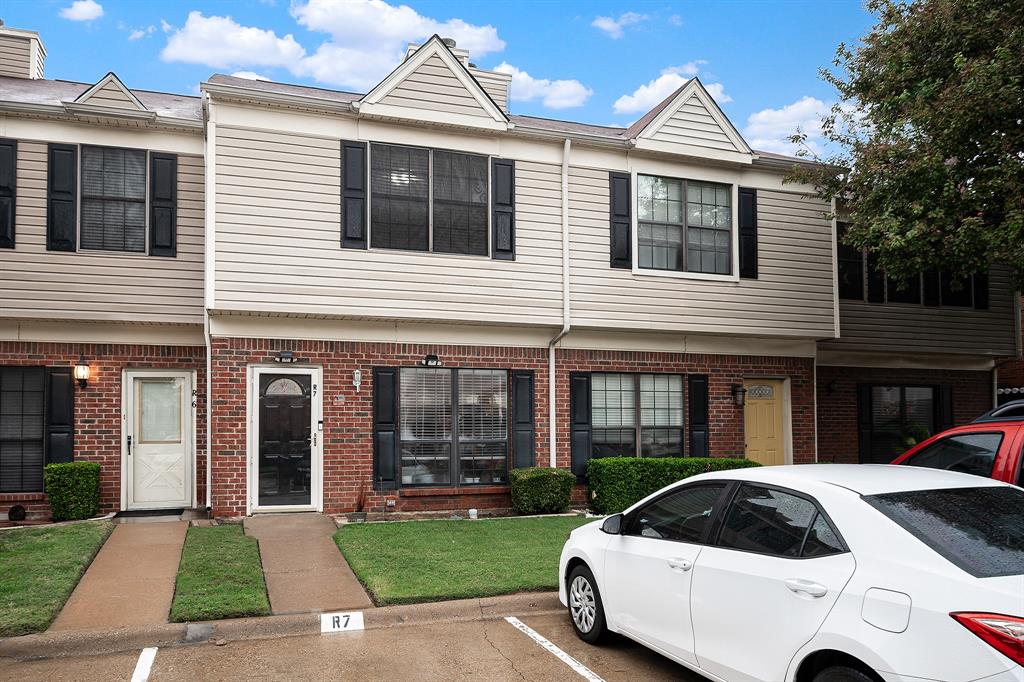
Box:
813 665 877 682
567 564 608 644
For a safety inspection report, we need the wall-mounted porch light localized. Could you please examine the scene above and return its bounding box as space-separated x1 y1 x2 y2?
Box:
73 356 90 388
731 384 747 408
419 354 443 367
274 351 296 364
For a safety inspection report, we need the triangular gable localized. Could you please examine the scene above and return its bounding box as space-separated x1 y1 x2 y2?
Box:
358 35 508 131
73 72 149 112
629 79 753 163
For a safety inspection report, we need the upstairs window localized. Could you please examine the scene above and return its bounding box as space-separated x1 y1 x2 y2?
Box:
80 146 146 252
638 175 731 275
369 143 488 256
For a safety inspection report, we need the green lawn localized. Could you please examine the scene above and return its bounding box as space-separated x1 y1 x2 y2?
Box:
335 515 593 605
170 525 271 622
0 521 114 637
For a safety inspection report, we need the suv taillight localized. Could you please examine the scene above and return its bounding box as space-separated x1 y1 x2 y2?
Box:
951 612 1024 666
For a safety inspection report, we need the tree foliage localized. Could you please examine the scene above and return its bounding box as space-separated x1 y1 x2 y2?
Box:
788 0 1024 284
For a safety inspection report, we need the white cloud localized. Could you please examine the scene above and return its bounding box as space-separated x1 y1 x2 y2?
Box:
613 63 730 115
59 0 103 22
591 12 647 39
161 12 306 69
128 25 156 41
493 63 592 109
668 14 683 26
743 96 829 154
231 71 271 81
160 19 173 33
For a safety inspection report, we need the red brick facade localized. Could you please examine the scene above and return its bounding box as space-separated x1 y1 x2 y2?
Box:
0 341 206 520
815 365 993 464
209 337 816 518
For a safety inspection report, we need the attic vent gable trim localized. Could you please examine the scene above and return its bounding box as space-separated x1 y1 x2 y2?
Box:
71 72 150 113
634 78 753 156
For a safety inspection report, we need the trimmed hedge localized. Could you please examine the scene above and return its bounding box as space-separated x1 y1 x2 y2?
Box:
44 462 101 521
510 467 576 515
587 457 761 514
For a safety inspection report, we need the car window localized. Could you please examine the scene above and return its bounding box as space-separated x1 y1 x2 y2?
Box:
717 485 819 557
902 432 1003 478
801 513 845 558
627 484 726 543
864 487 1024 578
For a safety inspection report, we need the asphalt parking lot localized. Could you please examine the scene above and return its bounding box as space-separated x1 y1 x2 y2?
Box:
0 612 702 681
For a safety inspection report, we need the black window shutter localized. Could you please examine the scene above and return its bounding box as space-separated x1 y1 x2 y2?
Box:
511 371 535 468
341 141 368 249
47 144 77 252
973 271 989 310
569 373 592 478
937 385 954 432
688 375 710 457
45 367 74 464
609 172 631 269
857 384 873 464
491 158 515 260
866 253 885 303
923 270 940 306
372 367 398 489
149 152 177 257
738 187 757 279
0 138 15 249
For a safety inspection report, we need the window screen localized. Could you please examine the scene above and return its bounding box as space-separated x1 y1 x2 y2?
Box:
638 175 684 271
639 374 684 457
591 373 684 458
399 368 451 485
592 373 636 457
80 146 146 252
0 367 45 492
686 181 731 274
637 174 731 275
370 144 429 251
457 370 507 484
432 150 488 256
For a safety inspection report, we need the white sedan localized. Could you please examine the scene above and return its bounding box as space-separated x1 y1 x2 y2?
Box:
559 464 1024 682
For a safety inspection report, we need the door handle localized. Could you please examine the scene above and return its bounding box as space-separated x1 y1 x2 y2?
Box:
127 435 132 456
667 557 693 571
784 578 828 598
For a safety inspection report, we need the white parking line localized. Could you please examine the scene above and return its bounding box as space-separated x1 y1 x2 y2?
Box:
130 647 158 682
504 616 605 682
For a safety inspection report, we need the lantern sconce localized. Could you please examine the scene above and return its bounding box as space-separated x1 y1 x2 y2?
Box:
419 354 443 367
731 384 747 408
73 356 91 389
352 369 362 393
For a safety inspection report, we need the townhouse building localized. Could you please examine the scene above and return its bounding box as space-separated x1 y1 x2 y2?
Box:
0 26 1017 520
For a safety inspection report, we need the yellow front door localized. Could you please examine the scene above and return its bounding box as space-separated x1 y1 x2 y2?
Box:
743 379 786 466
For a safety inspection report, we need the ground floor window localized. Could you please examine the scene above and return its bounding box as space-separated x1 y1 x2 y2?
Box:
0 367 45 492
591 373 684 458
399 368 508 486
861 385 937 464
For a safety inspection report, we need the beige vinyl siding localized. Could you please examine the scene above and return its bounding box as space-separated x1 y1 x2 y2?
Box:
0 141 204 324
379 54 493 120
470 69 509 113
0 34 32 80
83 80 140 109
821 267 1017 356
648 96 739 153
568 166 835 336
213 125 563 324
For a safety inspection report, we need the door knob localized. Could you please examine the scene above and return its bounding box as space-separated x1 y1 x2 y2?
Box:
667 557 692 571
784 578 828 598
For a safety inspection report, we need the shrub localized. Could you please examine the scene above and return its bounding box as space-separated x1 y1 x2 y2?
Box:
44 462 101 521
510 467 576 515
587 457 761 514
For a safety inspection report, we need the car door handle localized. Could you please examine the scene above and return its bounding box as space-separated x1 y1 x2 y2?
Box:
784 578 828 598
667 557 693 571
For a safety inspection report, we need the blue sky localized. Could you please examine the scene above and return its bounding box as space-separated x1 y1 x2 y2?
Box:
4 0 875 153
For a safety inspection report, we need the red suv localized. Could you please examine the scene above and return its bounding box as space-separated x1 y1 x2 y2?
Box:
891 400 1024 485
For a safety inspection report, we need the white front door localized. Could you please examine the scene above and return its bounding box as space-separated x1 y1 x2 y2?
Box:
124 370 192 510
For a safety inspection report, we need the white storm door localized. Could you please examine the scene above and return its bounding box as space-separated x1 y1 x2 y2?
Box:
126 372 191 509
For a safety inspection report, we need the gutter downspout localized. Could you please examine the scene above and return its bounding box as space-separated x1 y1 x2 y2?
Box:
203 93 216 512
548 138 572 468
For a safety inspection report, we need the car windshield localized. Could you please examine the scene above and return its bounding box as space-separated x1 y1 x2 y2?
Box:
864 486 1024 578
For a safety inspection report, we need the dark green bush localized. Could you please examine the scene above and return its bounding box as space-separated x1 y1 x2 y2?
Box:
587 457 760 514
44 462 101 521
510 467 576 515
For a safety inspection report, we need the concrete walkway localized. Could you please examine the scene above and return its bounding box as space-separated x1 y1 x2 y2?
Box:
244 514 373 615
50 522 187 632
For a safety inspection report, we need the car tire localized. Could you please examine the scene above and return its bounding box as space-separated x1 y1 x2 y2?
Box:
813 665 878 682
566 564 608 644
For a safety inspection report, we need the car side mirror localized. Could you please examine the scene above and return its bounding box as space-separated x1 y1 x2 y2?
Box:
601 513 624 535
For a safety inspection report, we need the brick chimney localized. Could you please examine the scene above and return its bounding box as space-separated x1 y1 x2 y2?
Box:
0 22 46 80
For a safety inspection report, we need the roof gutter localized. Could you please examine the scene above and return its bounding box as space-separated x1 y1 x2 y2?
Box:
200 82 357 115
548 137 572 468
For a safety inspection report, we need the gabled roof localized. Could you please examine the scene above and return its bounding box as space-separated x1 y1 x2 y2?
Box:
72 72 148 112
358 34 508 130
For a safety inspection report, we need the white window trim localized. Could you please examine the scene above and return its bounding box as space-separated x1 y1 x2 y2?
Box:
629 170 741 283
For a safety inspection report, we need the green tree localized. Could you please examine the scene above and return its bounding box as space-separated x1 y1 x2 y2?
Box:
788 0 1024 284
